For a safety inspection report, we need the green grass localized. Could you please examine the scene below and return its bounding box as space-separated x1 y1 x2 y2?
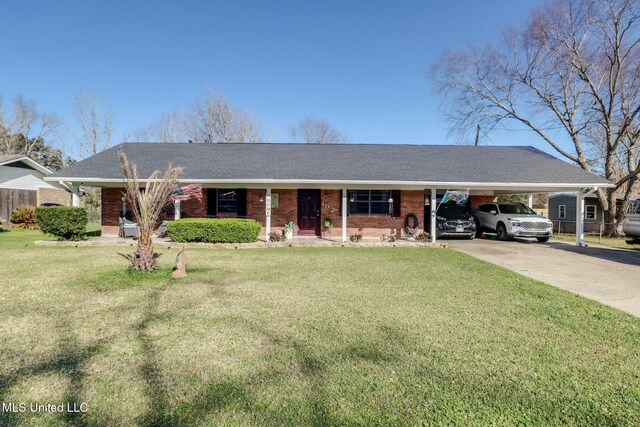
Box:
86 221 101 237
554 232 640 251
1 229 639 426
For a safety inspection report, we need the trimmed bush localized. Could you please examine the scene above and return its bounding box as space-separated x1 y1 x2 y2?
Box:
10 205 38 230
167 218 261 243
35 207 88 240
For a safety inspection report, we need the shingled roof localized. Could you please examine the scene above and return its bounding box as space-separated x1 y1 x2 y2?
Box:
47 142 611 187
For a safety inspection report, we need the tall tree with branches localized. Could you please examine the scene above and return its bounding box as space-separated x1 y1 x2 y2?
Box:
433 0 640 234
183 91 261 143
290 117 347 144
73 91 114 158
0 96 60 158
118 147 182 271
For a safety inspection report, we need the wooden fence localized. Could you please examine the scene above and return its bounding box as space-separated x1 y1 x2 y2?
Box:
0 188 37 227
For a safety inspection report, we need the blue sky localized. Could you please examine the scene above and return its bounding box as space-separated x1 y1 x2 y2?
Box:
0 0 547 158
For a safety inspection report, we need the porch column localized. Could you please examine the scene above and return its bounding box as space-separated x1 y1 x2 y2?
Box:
174 199 181 220
527 194 533 209
341 188 347 242
430 188 437 243
576 189 585 246
265 188 272 240
71 185 80 207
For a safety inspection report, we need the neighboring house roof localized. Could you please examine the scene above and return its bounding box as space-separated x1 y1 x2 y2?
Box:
549 193 634 202
0 155 52 175
549 193 600 199
0 154 25 163
47 143 612 189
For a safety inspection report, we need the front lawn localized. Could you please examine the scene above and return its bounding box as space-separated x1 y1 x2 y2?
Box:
1 229 639 426
554 232 640 251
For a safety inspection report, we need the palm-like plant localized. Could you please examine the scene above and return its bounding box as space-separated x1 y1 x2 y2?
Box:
118 147 182 271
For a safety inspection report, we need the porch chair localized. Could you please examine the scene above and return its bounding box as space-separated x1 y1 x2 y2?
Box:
119 217 138 238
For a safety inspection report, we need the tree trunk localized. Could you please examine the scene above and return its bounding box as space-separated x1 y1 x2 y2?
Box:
132 229 157 271
603 190 621 237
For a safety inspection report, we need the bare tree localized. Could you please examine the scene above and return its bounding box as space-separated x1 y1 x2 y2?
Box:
290 117 347 144
433 0 640 234
73 91 114 158
130 110 187 142
183 91 261 143
0 96 60 156
118 147 182 271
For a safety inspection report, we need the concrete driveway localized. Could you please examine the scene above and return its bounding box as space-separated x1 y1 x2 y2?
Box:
446 237 640 317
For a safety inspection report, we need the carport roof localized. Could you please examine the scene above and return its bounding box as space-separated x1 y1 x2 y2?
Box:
46 143 612 190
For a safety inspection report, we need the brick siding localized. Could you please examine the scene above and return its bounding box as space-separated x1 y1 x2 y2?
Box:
101 187 491 238
469 195 498 211
101 187 207 236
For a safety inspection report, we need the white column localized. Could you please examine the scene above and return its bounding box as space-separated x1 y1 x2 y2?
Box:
527 194 533 209
174 199 181 220
342 188 347 242
265 188 272 240
71 185 80 207
576 189 585 246
430 188 437 243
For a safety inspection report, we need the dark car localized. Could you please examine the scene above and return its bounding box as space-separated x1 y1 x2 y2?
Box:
436 203 476 239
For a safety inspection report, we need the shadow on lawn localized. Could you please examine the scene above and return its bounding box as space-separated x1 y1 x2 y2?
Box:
137 304 414 426
0 319 110 427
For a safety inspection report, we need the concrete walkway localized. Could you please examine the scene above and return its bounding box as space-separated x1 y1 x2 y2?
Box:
35 236 443 249
447 237 640 317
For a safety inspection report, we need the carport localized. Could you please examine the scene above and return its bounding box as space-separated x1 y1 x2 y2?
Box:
426 184 613 246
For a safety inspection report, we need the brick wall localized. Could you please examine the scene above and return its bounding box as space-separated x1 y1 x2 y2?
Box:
101 187 463 239
339 190 425 238
469 195 497 211
247 189 298 237
101 187 207 236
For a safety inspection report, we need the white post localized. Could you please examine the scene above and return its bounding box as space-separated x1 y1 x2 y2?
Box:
430 188 437 243
576 189 585 246
527 194 533 209
265 188 272 240
342 188 347 242
71 185 80 207
174 199 181 220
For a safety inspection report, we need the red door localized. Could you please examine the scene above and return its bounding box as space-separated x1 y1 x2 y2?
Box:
297 189 321 235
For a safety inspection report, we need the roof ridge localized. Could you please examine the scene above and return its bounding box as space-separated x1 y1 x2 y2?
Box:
117 142 537 149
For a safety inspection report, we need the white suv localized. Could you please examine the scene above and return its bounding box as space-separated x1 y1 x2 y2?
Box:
474 202 553 242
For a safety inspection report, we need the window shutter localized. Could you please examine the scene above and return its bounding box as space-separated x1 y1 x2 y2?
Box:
392 190 401 217
236 188 247 217
207 188 218 217
339 190 343 216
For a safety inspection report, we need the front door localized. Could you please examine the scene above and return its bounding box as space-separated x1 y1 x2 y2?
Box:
297 189 321 236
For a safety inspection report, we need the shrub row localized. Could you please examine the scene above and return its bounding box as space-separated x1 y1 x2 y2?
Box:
166 218 261 243
35 207 88 240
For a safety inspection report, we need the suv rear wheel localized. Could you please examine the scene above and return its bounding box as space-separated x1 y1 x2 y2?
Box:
496 223 508 241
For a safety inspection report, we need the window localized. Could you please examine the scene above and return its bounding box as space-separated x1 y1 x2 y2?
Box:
558 205 566 219
349 190 390 215
585 205 597 220
498 203 536 215
479 204 497 213
217 189 238 213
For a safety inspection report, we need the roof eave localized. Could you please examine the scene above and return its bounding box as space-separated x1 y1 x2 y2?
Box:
0 156 52 175
44 176 613 191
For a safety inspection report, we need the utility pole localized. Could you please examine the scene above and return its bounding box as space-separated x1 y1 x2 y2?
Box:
474 124 480 146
